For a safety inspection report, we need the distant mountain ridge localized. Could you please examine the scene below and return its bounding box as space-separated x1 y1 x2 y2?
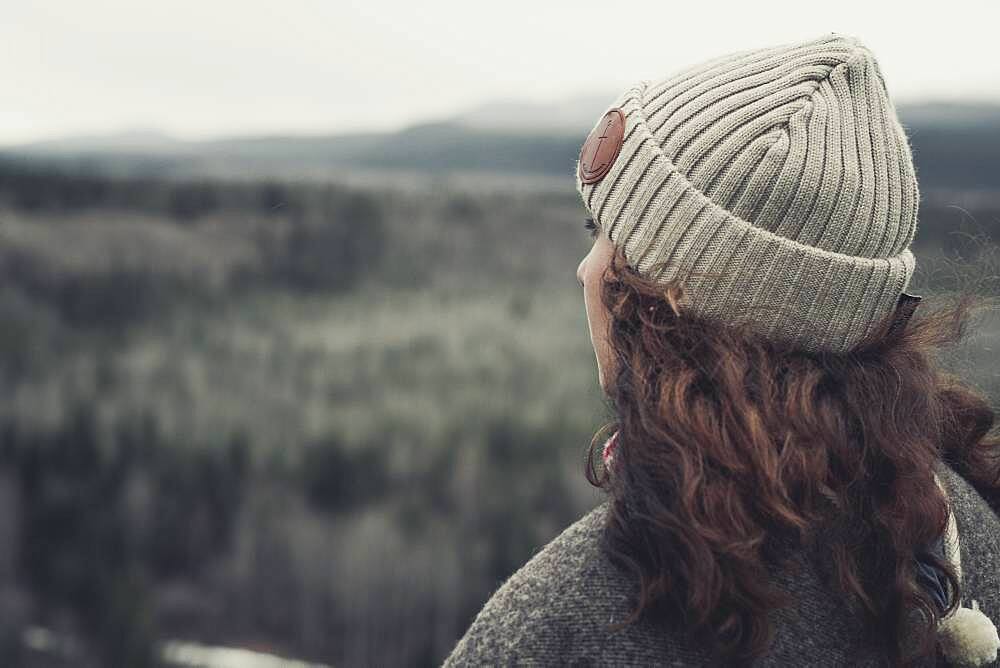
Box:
448 94 614 133
3 97 999 190
13 128 185 154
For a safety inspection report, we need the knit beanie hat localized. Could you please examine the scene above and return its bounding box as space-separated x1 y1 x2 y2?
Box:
575 32 922 354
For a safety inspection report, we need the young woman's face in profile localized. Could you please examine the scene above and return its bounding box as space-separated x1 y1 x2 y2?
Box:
576 220 616 391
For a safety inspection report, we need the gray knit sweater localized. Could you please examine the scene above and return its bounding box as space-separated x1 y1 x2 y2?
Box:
443 461 1000 666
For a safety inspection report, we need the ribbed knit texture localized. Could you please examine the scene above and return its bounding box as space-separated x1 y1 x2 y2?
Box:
575 32 920 354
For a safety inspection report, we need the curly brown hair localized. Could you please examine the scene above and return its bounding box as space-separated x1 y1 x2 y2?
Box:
584 248 1000 667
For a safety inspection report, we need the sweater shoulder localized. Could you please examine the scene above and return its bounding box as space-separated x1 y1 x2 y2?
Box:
442 501 636 666
443 462 1000 667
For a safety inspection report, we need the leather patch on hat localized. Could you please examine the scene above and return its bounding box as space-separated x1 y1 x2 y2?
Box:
579 108 625 185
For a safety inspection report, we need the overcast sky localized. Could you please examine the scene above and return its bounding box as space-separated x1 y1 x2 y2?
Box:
3 0 998 145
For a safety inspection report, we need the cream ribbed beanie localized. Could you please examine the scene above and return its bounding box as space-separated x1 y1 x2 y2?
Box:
575 32 920 354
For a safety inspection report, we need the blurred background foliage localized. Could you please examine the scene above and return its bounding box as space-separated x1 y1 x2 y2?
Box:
0 100 997 666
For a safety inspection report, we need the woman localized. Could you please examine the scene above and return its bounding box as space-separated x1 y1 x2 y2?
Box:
443 33 1000 667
